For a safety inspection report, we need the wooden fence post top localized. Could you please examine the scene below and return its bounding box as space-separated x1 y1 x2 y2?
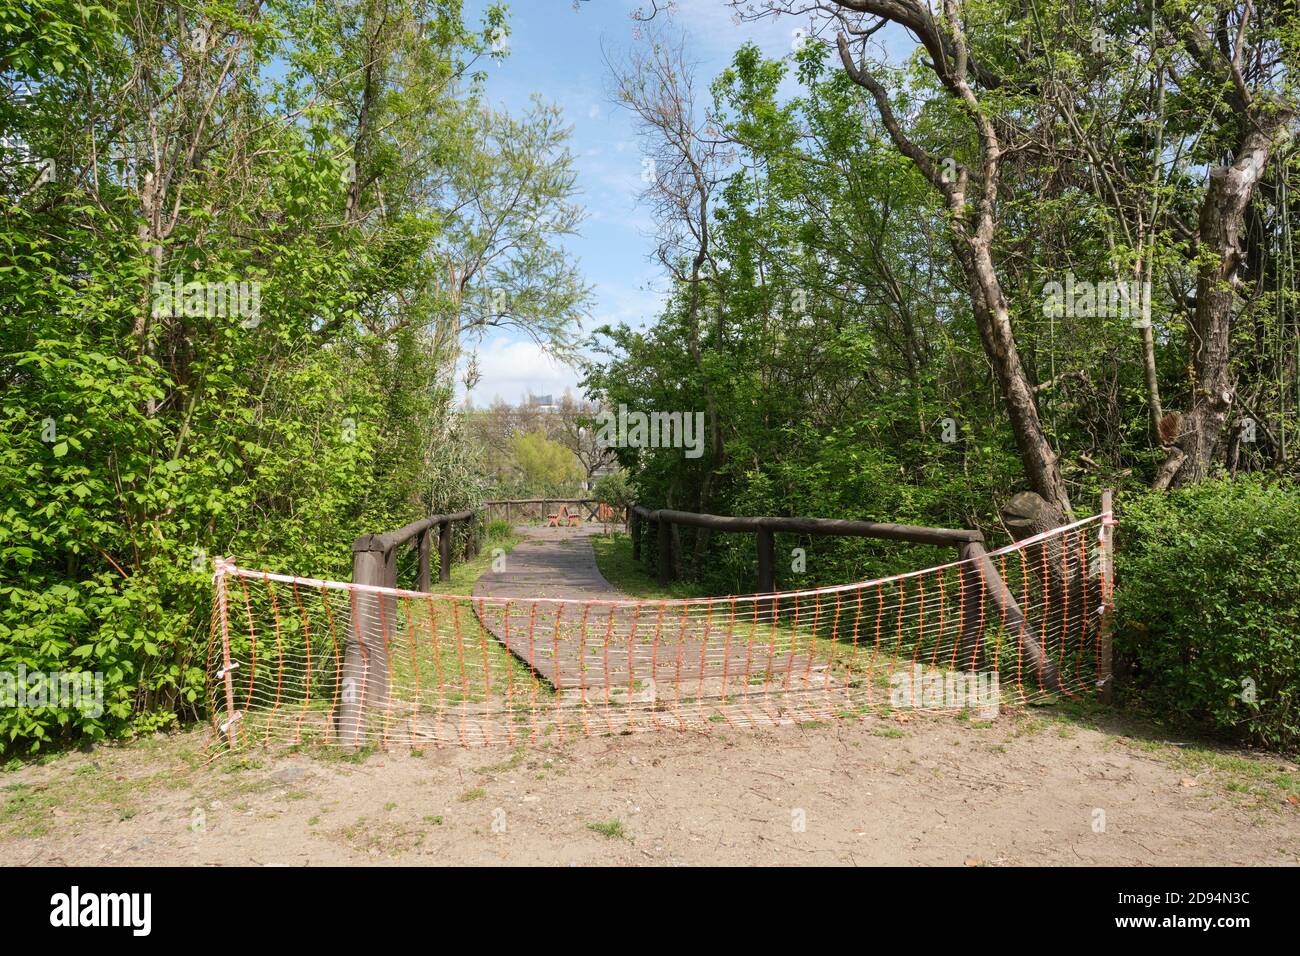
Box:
352 533 387 553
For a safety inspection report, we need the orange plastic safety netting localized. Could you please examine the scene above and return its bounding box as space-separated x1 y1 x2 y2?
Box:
207 514 1113 748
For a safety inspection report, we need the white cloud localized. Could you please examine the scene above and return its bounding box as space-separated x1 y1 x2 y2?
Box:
642 0 803 58
460 337 584 407
456 275 664 408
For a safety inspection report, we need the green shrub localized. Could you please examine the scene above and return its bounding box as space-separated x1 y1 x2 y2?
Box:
486 519 514 540
1115 478 1300 750
592 471 633 510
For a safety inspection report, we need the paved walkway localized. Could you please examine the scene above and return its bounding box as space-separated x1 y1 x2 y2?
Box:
472 524 618 603
471 524 817 694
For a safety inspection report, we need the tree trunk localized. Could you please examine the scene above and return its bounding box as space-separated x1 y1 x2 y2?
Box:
1136 256 1163 439
834 21 1072 518
1157 109 1295 487
956 240 1072 512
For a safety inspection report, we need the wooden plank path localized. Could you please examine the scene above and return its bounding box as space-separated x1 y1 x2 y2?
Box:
471 524 823 695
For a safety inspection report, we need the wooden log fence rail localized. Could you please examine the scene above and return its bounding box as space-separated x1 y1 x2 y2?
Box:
627 500 1115 695
338 508 480 745
482 498 606 525
629 504 981 591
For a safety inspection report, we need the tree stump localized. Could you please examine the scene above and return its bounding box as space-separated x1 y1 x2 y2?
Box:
1000 491 1065 540
1001 491 1097 688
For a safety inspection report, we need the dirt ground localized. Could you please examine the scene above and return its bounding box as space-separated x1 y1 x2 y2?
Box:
6 526 1297 866
3 705 1297 866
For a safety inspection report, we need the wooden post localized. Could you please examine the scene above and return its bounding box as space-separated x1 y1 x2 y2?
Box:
337 541 390 748
214 561 239 747
962 540 1063 692
756 527 775 594
955 542 985 670
417 528 431 593
630 508 641 560
439 519 452 583
657 516 672 586
1098 488 1115 703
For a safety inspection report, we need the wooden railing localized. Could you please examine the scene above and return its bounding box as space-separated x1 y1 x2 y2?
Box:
338 509 479 745
482 498 606 525
627 502 1068 692
351 510 480 592
629 505 983 590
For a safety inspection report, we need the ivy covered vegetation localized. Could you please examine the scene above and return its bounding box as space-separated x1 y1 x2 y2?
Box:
1 1 586 751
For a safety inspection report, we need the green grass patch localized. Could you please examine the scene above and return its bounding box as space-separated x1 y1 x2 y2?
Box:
1119 738 1300 809
590 533 709 600
586 818 628 840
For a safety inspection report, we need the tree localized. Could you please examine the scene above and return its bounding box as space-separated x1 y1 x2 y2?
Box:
507 427 583 495
606 21 727 525
735 0 1073 515
593 470 633 510
441 99 593 369
554 394 616 490
1150 1 1298 487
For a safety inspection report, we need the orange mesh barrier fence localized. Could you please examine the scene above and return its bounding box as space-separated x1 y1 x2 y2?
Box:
208 514 1113 748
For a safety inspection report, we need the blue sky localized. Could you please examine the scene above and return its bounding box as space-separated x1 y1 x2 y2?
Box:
457 0 810 407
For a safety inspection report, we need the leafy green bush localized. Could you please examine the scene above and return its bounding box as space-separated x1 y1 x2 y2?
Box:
592 471 633 510
1115 478 1300 751
0 3 505 754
